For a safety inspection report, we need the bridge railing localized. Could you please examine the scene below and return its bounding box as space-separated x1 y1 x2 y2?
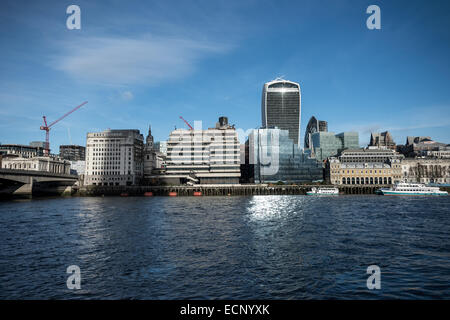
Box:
0 168 78 179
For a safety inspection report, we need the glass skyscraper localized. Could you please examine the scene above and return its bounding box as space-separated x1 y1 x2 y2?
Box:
248 128 323 183
304 116 328 149
261 79 301 146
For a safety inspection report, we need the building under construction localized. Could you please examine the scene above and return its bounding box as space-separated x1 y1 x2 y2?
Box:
59 145 86 161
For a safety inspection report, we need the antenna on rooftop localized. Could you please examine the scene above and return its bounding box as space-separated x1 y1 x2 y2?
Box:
275 75 286 81
67 126 73 145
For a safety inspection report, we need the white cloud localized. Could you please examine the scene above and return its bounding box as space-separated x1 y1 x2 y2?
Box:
53 35 229 86
121 90 134 101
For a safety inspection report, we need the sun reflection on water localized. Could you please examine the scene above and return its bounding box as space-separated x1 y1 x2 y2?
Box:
246 195 305 222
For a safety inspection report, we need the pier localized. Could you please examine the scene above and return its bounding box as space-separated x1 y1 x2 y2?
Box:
76 184 397 197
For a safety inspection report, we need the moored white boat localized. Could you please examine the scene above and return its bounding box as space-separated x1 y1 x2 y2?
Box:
378 182 448 196
307 187 339 195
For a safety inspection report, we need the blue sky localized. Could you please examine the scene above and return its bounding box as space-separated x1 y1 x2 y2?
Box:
0 0 449 151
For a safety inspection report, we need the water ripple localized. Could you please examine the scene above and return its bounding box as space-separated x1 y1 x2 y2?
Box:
0 195 449 299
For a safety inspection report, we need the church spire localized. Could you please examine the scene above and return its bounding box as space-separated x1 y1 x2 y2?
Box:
146 124 154 149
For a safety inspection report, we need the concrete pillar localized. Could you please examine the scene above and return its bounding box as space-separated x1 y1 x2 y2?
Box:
62 185 72 196
13 176 33 197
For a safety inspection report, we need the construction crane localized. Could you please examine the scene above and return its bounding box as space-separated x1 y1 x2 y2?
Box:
179 116 193 130
40 101 88 156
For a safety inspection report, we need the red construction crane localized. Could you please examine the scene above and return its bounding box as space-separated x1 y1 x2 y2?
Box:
179 116 193 130
40 101 88 156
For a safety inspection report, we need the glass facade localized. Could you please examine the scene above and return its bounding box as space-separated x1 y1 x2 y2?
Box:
249 128 323 183
262 80 301 145
310 131 359 161
304 116 328 149
337 132 359 149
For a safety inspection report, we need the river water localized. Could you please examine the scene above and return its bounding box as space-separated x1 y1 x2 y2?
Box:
0 195 449 299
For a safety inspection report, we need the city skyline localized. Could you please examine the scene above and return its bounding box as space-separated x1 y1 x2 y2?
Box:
1 0 450 150
1 1 450 304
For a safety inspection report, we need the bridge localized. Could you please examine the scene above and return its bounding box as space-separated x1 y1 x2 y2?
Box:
0 168 78 198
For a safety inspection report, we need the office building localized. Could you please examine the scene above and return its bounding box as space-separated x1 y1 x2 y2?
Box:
29 141 46 156
69 160 85 175
85 129 144 186
308 131 359 162
339 147 404 163
158 117 241 185
420 148 450 159
401 158 450 184
326 148 403 185
261 78 301 145
247 128 323 183
59 145 86 161
29 141 46 148
304 116 328 149
240 144 246 164
327 158 402 185
154 141 167 155
397 136 450 158
0 144 43 158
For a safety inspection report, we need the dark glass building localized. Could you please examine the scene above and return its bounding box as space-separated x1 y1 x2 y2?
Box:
261 79 301 146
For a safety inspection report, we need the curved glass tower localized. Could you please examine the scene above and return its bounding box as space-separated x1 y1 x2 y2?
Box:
304 116 328 149
261 79 301 146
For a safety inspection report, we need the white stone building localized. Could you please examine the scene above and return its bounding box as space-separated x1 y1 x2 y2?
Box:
327 157 402 185
326 147 404 185
401 158 450 184
1 156 71 174
85 129 144 186
420 150 450 159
